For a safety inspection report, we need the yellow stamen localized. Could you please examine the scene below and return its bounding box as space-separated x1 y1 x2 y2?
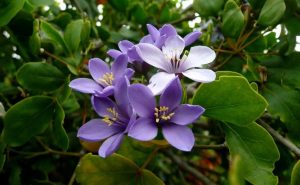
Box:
99 72 114 86
154 106 175 123
101 107 118 126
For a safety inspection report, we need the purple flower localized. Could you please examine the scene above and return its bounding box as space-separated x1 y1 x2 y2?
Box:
136 35 216 95
107 40 142 63
69 54 134 97
77 77 134 158
127 77 204 151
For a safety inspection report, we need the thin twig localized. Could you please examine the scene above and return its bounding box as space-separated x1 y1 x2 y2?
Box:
140 147 159 170
163 150 218 185
258 119 300 158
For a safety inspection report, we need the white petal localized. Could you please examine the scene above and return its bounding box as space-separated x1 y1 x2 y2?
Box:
181 46 216 71
148 72 176 95
182 69 216 83
136 43 171 72
162 35 185 60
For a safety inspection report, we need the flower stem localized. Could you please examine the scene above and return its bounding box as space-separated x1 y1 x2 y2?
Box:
193 143 227 150
140 147 160 170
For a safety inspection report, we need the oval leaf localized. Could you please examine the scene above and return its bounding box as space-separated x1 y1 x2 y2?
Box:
291 160 300 185
258 0 286 26
0 0 25 26
76 153 164 185
3 96 56 147
64 19 84 53
17 62 66 91
222 122 280 185
192 76 268 126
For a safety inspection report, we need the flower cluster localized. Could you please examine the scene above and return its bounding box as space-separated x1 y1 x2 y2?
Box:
69 24 216 158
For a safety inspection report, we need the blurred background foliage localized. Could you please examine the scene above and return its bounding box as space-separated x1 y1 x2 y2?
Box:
0 0 300 184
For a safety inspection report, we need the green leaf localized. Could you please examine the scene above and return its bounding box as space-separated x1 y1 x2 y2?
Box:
40 20 69 52
291 160 300 185
64 19 84 53
76 153 164 185
0 102 5 117
0 0 25 26
262 83 300 144
229 156 245 185
16 62 66 91
3 96 56 147
193 0 224 18
28 0 54 6
258 0 286 26
52 102 69 150
222 0 245 38
192 76 268 126
222 122 280 185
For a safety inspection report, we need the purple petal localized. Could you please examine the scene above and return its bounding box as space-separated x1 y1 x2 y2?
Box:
154 34 167 48
128 118 157 141
147 72 176 95
69 78 102 94
94 86 114 97
162 124 195 151
128 84 156 118
182 69 216 83
92 96 116 117
107 49 122 59
127 46 142 61
171 104 205 125
147 24 160 41
98 133 124 158
160 77 182 111
77 119 121 142
112 54 128 80
162 35 185 60
114 77 132 117
183 30 201 46
88 58 110 83
181 46 216 71
136 43 171 72
125 68 135 80
159 24 177 37
140 35 154 44
118 40 134 53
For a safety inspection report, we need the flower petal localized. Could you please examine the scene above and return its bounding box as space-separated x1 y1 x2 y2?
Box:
154 34 167 48
162 124 195 151
136 43 171 72
111 54 128 80
159 24 177 37
171 104 205 125
128 84 156 117
127 46 142 61
184 30 201 46
69 78 102 94
160 77 182 111
94 86 114 97
147 24 159 41
114 77 132 118
181 46 216 71
125 68 135 80
128 118 157 141
77 119 121 142
140 35 154 44
92 96 116 117
162 35 185 60
107 49 122 59
148 72 176 95
98 133 124 158
182 68 216 83
88 58 110 83
118 40 134 53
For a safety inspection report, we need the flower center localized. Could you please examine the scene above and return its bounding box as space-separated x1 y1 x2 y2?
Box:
99 72 114 86
154 106 175 123
163 49 187 73
102 107 118 126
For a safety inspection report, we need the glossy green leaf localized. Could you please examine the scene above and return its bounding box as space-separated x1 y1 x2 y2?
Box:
222 0 245 38
258 0 286 26
40 20 69 52
28 0 54 6
17 62 66 91
262 83 300 144
192 76 268 126
81 19 91 47
291 160 300 185
193 0 224 18
229 156 245 185
76 153 164 185
222 122 280 185
52 102 69 150
64 19 84 53
3 96 56 147
0 0 25 26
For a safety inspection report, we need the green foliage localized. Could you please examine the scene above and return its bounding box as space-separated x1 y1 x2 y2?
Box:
193 75 267 126
64 19 84 53
291 160 300 185
193 0 224 18
0 0 25 26
76 153 164 185
222 122 280 185
258 0 286 26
